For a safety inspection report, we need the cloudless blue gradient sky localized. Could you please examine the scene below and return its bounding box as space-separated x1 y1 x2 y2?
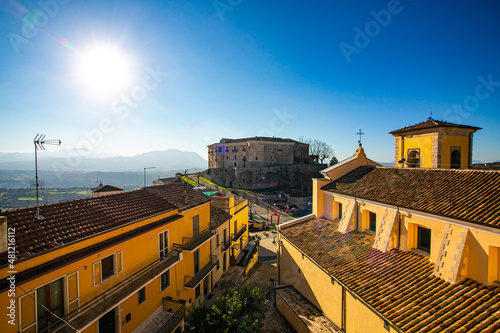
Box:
1 0 499 164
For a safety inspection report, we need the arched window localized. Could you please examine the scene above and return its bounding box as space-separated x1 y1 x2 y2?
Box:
407 150 420 168
450 148 461 169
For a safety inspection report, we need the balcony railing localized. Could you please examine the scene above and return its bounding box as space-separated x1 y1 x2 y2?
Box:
232 224 247 241
157 297 186 333
53 248 181 333
184 255 217 289
222 239 231 251
182 225 216 252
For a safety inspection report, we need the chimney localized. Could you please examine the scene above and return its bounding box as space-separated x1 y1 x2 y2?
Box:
181 189 189 205
0 216 7 259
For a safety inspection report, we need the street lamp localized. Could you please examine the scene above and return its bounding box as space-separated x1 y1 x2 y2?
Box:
144 167 155 187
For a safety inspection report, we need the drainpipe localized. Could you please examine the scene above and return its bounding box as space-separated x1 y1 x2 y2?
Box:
397 207 401 248
400 136 405 167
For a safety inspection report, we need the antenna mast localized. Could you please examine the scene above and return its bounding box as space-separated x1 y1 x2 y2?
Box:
33 134 61 219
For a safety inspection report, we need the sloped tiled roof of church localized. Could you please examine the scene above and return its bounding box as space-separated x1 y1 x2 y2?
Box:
389 117 482 135
1 183 210 264
280 217 500 332
321 166 500 228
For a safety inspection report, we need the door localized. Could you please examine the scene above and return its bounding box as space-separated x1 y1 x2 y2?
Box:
194 250 200 274
99 308 116 333
193 215 199 239
36 278 64 331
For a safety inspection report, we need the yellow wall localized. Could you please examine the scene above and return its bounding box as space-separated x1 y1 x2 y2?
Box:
440 134 470 169
398 134 434 168
279 236 343 325
345 293 397 333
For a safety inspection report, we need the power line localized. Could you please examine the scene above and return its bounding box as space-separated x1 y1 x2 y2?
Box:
17 285 80 332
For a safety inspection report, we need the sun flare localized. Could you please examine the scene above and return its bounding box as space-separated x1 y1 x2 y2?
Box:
77 44 133 98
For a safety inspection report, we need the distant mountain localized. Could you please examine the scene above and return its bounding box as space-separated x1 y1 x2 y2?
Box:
0 149 208 172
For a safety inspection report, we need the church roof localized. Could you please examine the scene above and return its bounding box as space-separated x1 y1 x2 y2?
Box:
280 217 500 333
321 166 500 229
389 117 482 135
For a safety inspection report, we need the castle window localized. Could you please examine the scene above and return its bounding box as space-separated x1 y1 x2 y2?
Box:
450 147 461 169
407 149 420 168
417 226 431 252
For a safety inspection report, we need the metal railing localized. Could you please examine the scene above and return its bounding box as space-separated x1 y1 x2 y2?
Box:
157 298 186 333
222 239 231 251
182 225 214 251
232 224 247 241
184 255 217 289
53 249 181 332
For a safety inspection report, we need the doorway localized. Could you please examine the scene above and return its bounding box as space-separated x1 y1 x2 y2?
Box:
99 308 116 333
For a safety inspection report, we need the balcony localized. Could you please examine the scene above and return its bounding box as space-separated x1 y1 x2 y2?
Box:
232 224 247 241
181 225 216 252
156 297 186 333
222 239 231 251
53 248 181 332
184 255 218 290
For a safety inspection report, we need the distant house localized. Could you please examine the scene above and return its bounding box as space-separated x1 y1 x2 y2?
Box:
153 174 182 186
276 118 500 332
207 136 309 168
90 183 123 197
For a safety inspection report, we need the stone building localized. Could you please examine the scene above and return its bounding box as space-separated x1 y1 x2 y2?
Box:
207 137 309 169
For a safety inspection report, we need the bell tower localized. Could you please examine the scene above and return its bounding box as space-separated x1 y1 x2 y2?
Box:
390 118 481 169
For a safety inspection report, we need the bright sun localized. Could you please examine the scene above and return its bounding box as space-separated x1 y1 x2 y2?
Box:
77 44 133 98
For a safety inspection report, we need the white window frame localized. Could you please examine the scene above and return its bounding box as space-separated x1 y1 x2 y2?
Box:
65 271 80 315
159 230 169 259
93 252 123 286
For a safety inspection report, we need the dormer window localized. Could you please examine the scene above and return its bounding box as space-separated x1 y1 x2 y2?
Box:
417 226 431 252
369 212 377 232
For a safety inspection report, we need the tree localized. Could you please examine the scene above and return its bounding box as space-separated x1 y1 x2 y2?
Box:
298 137 335 164
329 156 339 166
184 286 268 333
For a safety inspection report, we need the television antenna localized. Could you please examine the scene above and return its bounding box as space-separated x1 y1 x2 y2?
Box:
34 134 61 219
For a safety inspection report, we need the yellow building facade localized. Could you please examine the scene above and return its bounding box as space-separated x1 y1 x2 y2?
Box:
277 119 500 333
0 184 248 333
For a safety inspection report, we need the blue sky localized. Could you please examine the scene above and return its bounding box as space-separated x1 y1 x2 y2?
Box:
1 0 499 164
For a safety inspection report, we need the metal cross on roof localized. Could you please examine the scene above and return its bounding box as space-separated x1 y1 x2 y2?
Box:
356 129 365 144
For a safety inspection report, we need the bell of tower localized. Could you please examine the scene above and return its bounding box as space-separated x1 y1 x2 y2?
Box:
389 118 481 169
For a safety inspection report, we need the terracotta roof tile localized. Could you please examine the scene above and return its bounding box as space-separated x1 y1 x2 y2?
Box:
389 118 481 135
321 166 500 228
1 184 210 265
280 218 500 333
211 207 231 228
